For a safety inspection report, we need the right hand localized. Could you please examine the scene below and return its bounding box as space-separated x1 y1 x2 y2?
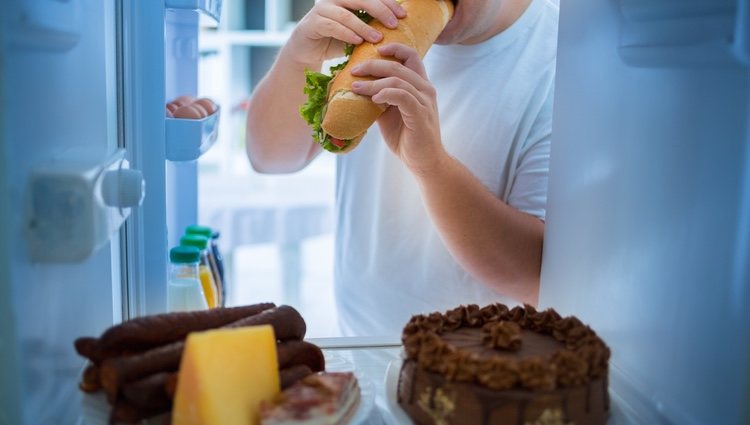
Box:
285 0 406 66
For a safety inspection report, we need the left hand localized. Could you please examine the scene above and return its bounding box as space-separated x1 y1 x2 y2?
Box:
350 43 447 175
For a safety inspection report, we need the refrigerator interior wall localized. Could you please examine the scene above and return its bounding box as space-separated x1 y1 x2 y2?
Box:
165 8 200 250
0 1 122 424
541 0 750 424
163 1 223 257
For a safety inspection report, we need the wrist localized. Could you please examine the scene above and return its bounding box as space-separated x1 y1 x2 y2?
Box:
409 147 453 181
279 42 320 72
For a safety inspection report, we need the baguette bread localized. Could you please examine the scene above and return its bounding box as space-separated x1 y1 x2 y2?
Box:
302 0 454 154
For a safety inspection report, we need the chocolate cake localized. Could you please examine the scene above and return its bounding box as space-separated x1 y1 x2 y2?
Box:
397 304 611 425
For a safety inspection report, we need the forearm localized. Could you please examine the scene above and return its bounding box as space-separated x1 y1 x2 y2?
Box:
245 45 322 173
413 153 544 305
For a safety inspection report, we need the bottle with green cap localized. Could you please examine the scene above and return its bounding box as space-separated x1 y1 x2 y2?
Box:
179 234 219 309
167 246 208 312
185 225 226 306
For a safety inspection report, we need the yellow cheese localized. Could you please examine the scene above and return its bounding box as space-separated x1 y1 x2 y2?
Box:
171 325 280 425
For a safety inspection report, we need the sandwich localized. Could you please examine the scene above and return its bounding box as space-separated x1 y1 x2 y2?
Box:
300 0 455 154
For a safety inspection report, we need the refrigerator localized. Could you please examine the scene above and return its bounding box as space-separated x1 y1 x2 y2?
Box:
0 0 748 424
1 0 219 423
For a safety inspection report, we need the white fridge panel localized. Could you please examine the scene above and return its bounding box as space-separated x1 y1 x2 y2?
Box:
541 1 750 424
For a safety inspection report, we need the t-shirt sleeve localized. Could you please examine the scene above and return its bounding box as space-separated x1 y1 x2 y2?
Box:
507 79 554 221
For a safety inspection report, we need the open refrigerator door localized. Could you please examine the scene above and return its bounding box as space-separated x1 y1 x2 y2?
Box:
541 0 750 424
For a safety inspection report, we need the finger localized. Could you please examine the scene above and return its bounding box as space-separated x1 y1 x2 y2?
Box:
350 59 431 93
318 3 382 43
376 43 427 79
380 0 408 20
351 77 427 108
315 15 364 45
371 88 422 117
341 0 404 29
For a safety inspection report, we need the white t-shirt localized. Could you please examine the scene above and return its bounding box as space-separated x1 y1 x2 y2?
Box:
333 0 558 336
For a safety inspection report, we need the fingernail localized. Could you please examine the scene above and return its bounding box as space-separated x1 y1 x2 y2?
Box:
352 81 364 89
351 65 361 74
368 30 382 42
387 17 398 27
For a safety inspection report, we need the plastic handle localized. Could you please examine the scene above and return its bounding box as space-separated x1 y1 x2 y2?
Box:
101 168 145 208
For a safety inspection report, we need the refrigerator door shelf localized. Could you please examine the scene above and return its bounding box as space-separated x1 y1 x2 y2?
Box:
617 0 747 67
166 0 222 24
166 107 221 162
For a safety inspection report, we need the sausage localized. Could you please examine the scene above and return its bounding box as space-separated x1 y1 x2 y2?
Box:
99 305 308 399
224 305 307 341
98 303 275 353
121 372 173 411
79 364 102 393
277 340 325 372
164 372 178 399
110 398 167 424
74 337 103 364
100 340 183 402
157 364 316 402
280 364 314 390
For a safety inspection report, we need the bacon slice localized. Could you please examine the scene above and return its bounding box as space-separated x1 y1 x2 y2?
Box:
260 372 361 425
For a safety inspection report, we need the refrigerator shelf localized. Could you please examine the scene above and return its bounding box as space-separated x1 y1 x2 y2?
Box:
166 0 222 23
166 107 220 162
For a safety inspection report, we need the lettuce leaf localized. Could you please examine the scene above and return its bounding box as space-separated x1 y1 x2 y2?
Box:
299 10 373 153
300 69 348 152
300 69 331 145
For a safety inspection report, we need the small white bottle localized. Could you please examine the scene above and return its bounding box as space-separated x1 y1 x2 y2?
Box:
167 246 208 312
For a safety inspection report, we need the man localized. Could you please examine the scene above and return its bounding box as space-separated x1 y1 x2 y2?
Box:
246 0 558 335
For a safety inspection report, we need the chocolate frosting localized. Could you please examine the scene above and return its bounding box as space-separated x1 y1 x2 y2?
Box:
401 304 611 392
481 321 522 351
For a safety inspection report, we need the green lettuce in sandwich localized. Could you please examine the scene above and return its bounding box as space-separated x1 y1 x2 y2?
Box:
298 1 453 154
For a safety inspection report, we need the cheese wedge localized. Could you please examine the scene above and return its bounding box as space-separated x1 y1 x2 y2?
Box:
172 325 280 425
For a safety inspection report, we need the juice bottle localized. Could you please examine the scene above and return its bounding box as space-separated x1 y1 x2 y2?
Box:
185 225 225 306
167 246 208 312
180 234 219 309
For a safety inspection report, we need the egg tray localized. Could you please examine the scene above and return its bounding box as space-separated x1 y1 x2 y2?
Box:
165 107 220 162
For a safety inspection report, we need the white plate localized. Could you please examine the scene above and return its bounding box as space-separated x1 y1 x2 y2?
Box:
383 358 413 425
81 353 375 425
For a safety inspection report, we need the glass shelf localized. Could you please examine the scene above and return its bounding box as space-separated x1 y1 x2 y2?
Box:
166 0 222 23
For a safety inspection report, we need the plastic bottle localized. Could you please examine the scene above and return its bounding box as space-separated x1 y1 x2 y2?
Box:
211 231 227 306
180 234 219 309
185 225 225 306
167 246 208 312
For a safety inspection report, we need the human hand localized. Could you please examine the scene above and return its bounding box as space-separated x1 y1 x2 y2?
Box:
286 0 406 66
349 43 446 175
